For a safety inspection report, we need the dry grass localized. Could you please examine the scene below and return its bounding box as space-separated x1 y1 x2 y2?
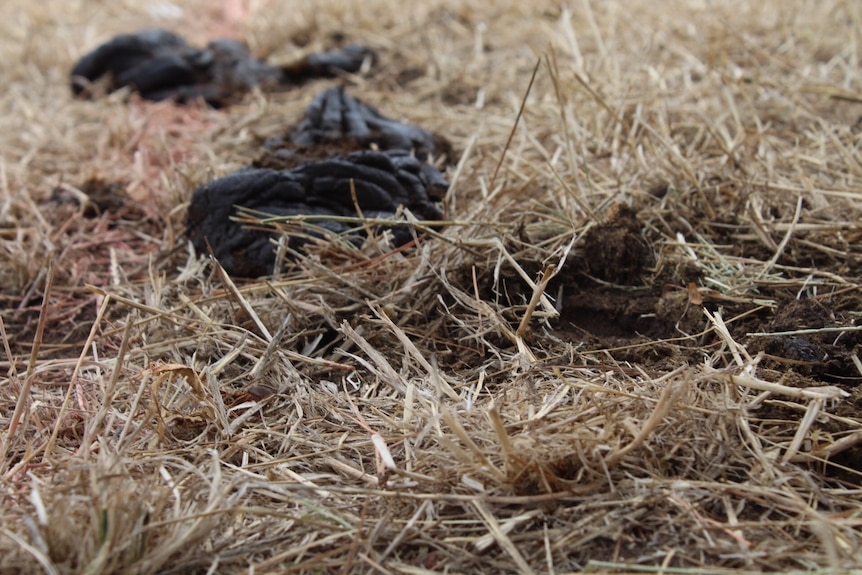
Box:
2 0 862 573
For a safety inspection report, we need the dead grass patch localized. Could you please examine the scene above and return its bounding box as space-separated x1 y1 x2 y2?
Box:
2 0 862 573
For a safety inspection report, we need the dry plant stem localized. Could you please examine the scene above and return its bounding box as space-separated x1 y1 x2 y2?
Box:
545 50 597 221
87 286 192 330
80 314 135 452
366 301 460 400
853 353 862 378
215 258 274 341
339 321 406 395
823 117 862 177
782 398 824 464
1 529 59 575
343 388 395 477
487 403 516 471
667 493 753 549
515 264 557 337
348 177 365 219
640 120 709 216
707 310 857 410
44 293 111 460
377 499 432 564
440 408 506 482
716 370 849 401
322 456 379 486
490 57 541 191
747 325 862 337
0 322 20 472
545 156 597 221
446 132 479 214
791 430 862 462
603 376 688 467
472 499 536 574
706 308 753 368
248 314 290 379
545 50 577 184
3 260 54 464
758 194 803 279
0 314 16 379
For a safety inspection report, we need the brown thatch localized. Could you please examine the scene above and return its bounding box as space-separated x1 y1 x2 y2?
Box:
2 0 862 573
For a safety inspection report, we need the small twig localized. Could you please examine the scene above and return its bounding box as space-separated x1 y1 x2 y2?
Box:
604 377 688 467
758 194 803 278
747 325 862 337
490 57 541 190
472 500 536 574
4 260 54 462
214 258 272 342
45 290 111 460
516 264 557 337
704 367 850 401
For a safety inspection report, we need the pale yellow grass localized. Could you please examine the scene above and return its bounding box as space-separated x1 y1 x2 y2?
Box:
1 0 862 573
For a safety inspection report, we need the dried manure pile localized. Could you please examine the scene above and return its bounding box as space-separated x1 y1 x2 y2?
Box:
2 1 862 573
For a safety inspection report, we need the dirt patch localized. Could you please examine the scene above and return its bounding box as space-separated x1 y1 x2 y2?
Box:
580 205 654 286
748 296 862 386
528 195 862 391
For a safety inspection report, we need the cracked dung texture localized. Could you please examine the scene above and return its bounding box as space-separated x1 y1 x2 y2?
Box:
261 86 447 165
71 29 375 107
187 150 447 277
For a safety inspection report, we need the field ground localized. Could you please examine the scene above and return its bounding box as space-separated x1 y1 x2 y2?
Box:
2 0 862 573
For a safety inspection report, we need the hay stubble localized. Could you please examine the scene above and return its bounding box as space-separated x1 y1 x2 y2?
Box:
2 0 862 573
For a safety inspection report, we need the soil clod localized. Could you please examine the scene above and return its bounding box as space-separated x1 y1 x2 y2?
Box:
581 205 653 286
